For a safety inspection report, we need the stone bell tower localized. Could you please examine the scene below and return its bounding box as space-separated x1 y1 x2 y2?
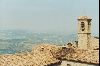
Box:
77 16 92 49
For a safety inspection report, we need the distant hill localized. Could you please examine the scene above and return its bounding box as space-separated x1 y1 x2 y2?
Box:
0 30 77 54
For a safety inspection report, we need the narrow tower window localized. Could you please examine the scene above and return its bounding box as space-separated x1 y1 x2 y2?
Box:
81 22 85 28
81 22 85 31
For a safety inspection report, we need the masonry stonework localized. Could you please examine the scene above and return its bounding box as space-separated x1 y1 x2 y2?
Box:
77 16 92 49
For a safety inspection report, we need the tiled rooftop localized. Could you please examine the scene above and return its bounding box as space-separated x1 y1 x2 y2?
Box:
0 44 99 66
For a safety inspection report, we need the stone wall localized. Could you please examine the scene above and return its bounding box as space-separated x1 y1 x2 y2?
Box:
78 34 91 49
60 60 99 66
90 37 99 50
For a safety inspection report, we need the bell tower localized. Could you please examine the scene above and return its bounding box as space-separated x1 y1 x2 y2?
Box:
77 16 92 49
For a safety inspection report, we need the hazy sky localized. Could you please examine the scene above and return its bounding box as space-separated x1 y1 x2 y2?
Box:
0 0 99 35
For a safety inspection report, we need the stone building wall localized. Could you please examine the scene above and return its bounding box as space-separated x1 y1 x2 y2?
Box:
60 60 99 66
78 34 91 49
90 37 99 50
77 16 92 49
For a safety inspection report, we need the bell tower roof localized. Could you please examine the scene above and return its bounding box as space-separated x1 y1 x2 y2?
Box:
78 16 91 20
